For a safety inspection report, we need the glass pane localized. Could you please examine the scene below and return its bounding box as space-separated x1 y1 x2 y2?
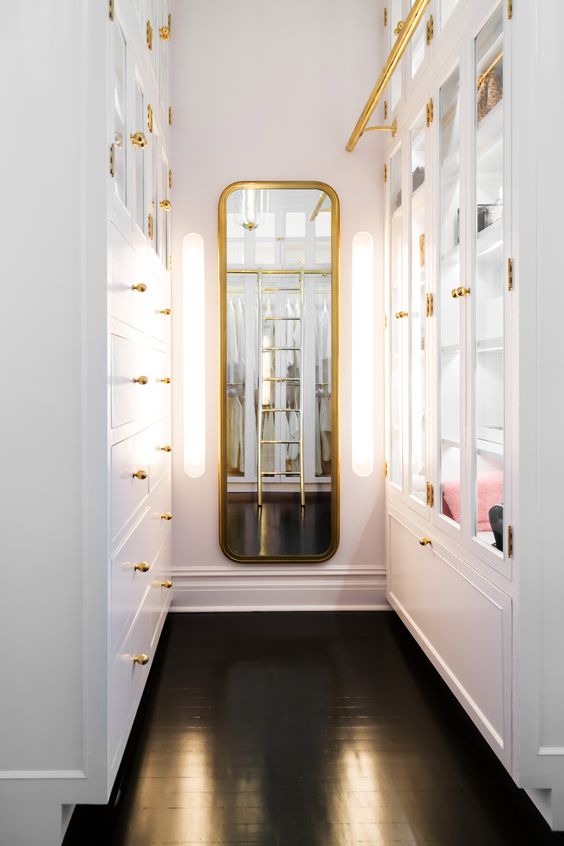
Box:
474 6 504 550
133 83 144 231
315 211 331 238
285 241 306 266
390 0 403 110
285 212 306 238
112 21 127 206
390 147 403 488
255 241 276 265
227 241 244 265
438 67 461 524
441 0 461 29
411 1 426 79
410 122 426 502
315 241 331 265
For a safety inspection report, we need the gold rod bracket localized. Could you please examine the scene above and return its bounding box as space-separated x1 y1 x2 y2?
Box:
346 0 430 151
364 118 398 138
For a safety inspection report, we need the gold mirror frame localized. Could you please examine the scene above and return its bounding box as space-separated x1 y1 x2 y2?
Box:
218 181 340 563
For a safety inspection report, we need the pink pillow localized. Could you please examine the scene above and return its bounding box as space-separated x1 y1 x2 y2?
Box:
441 471 503 531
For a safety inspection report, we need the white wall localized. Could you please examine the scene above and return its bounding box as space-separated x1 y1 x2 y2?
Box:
170 0 387 610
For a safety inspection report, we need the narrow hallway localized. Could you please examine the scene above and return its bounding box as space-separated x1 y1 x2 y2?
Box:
65 613 563 845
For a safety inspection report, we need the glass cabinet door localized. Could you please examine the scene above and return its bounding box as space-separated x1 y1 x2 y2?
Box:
472 5 505 552
409 117 427 504
111 19 127 207
410 0 426 81
438 66 462 526
389 147 404 488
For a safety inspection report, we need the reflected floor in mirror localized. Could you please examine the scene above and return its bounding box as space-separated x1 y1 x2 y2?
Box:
64 613 564 846
226 492 331 558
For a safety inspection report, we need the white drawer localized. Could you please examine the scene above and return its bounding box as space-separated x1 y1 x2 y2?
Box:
148 417 172 492
148 347 171 417
111 429 150 542
147 472 173 564
111 334 151 428
388 513 511 763
109 224 151 335
111 507 153 653
149 277 171 344
109 586 165 778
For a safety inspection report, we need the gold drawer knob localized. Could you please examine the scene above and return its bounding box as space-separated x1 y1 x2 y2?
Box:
134 561 151 573
419 537 432 547
133 375 148 385
132 282 147 292
130 131 148 148
133 653 149 665
160 512 173 521
395 310 408 319
160 308 171 315
132 469 148 480
159 199 172 211
160 377 172 384
160 445 172 453
161 580 173 589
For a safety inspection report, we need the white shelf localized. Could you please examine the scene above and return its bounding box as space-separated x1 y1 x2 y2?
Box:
477 438 503 457
477 100 503 159
476 217 503 256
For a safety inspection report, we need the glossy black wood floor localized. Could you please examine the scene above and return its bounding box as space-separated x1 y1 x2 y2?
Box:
65 613 564 845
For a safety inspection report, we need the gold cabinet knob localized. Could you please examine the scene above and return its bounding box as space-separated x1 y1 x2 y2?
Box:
132 469 148 480
159 199 172 211
133 653 149 665
134 561 151 572
419 537 432 547
132 282 147 293
160 377 171 384
457 286 471 297
394 19 405 35
161 580 173 589
451 287 459 298
130 131 148 148
159 25 171 40
160 308 171 315
133 375 148 385
160 512 173 521
395 310 409 319
160 445 172 453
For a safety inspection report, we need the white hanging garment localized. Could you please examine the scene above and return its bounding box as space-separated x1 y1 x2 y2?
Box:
320 393 331 463
286 410 299 462
227 298 239 384
261 298 273 407
315 396 322 476
227 391 244 471
285 300 295 370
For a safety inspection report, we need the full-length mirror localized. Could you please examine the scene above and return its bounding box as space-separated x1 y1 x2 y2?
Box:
219 182 339 562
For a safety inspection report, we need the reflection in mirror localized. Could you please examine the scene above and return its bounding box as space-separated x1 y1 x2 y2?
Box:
219 183 339 562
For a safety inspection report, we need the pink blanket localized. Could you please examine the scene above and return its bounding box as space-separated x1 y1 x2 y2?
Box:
442 471 503 531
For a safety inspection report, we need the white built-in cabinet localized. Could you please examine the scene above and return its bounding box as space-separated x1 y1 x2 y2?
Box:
384 0 564 828
1 3 172 844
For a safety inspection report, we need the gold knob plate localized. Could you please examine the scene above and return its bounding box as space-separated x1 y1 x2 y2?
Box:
133 653 149 665
160 512 173 521
134 561 151 573
133 375 148 385
419 537 432 547
132 282 147 293
161 580 173 589
132 469 148 480
130 131 148 148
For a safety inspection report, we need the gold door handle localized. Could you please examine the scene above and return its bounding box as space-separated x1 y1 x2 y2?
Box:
134 561 151 573
159 199 172 211
132 282 147 293
161 580 173 589
160 512 173 521
160 377 171 384
160 445 172 452
395 310 409 319
130 131 148 148
419 537 432 547
133 653 149 665
132 469 148 480
160 308 171 315
133 375 148 385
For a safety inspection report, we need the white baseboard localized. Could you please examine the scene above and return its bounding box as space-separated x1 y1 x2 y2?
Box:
170 567 388 612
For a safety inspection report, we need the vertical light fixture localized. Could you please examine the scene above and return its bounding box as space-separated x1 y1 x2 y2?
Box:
183 233 206 478
352 232 375 477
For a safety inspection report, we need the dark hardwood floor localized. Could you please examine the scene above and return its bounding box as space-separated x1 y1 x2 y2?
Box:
65 612 564 845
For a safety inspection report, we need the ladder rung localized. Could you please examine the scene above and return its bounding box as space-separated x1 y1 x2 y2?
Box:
261 287 302 293
262 316 301 321
261 408 301 414
260 439 300 445
262 347 301 352
262 377 300 382
261 472 302 476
